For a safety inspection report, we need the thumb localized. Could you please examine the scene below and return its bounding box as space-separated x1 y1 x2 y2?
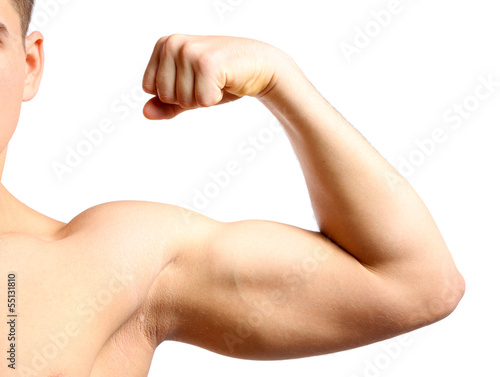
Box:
143 96 189 120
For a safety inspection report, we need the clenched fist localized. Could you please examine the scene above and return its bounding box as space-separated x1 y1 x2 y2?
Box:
142 34 292 120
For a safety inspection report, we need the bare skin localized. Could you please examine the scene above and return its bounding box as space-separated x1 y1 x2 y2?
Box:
0 2 465 377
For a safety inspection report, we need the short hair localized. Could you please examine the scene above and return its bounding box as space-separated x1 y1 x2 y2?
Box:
9 0 34 37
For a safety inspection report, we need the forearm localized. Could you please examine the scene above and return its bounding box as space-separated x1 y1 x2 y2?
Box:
259 62 459 277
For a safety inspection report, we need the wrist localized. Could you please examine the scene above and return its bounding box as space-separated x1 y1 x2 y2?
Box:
256 51 298 99
257 56 318 120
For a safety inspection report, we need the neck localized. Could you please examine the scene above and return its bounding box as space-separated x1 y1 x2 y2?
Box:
0 148 10 233
0 183 20 236
0 147 6 183
0 146 19 234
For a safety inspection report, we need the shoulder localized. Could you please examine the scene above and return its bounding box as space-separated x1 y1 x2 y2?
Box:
1 200 218 376
57 199 219 295
59 200 219 263
60 200 216 243
56 200 221 313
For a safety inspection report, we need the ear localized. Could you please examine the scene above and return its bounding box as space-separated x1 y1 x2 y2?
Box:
23 31 45 102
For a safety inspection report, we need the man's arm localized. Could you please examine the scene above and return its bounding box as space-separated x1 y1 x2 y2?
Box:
140 35 465 359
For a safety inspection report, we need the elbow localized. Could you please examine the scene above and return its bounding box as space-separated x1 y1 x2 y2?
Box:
417 269 466 326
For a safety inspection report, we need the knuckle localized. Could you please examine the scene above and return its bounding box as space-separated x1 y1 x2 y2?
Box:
195 50 219 74
142 82 155 95
199 87 224 107
196 94 217 108
155 36 168 50
157 89 174 103
164 34 184 54
142 74 157 94
178 41 198 63
177 94 196 109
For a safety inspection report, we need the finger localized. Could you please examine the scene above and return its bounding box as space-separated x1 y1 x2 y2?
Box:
142 36 168 95
143 96 188 120
194 70 224 107
156 39 178 104
175 54 197 108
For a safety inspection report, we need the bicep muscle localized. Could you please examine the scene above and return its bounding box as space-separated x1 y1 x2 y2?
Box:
165 220 417 360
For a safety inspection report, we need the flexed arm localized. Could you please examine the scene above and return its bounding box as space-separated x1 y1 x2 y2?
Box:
140 35 465 359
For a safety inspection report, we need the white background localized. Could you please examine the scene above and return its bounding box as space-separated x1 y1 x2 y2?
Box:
4 0 499 376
